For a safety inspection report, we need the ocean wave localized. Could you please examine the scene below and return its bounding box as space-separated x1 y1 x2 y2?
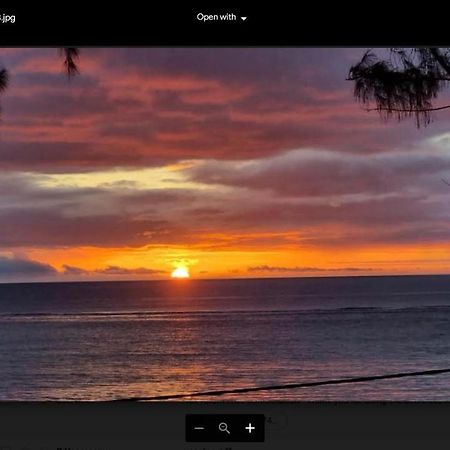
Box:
0 304 449 322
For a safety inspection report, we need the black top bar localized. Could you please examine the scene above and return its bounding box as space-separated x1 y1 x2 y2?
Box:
0 4 447 46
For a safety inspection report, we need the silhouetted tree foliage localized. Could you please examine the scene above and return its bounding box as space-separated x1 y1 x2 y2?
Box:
0 48 79 115
0 67 8 114
0 68 8 93
61 48 80 77
348 48 450 127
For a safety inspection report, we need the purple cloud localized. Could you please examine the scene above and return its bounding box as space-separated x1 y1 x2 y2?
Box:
62 265 166 276
248 265 371 273
0 255 56 277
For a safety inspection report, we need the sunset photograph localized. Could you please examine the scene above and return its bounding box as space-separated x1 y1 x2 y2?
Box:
0 47 449 401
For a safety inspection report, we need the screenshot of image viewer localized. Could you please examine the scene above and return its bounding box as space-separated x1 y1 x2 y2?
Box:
0 8 449 448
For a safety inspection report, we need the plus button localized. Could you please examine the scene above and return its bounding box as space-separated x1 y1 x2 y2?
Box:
245 422 256 434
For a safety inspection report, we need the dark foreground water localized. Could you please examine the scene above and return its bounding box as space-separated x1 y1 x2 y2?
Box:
0 275 449 401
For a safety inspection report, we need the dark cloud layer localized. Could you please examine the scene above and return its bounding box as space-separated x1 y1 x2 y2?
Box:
0 256 56 277
0 159 449 251
248 265 371 273
62 265 166 276
187 150 450 198
2 48 449 172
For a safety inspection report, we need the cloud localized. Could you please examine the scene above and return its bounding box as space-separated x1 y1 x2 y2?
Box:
0 161 449 252
95 266 166 275
187 149 450 198
0 208 173 248
247 265 371 273
0 255 57 277
62 265 166 276
61 265 89 275
2 48 446 173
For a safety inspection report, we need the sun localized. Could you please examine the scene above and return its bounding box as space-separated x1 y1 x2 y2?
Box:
171 266 190 279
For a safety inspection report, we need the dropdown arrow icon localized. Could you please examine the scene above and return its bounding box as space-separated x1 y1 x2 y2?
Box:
241 16 247 21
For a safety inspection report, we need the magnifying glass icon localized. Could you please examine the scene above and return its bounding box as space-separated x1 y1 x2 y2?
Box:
218 422 230 434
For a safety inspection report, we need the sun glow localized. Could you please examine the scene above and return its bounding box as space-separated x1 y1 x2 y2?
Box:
171 266 190 279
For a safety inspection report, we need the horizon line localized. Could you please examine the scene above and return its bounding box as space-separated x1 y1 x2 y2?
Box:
1 272 450 286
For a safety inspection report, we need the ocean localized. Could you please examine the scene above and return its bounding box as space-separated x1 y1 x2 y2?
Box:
0 275 449 401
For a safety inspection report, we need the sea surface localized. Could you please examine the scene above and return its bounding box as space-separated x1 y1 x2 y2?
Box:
0 275 449 401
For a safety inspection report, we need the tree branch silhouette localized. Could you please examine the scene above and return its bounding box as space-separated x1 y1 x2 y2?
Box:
367 104 450 113
0 49 79 116
0 68 8 93
0 67 8 115
61 48 80 77
349 48 450 127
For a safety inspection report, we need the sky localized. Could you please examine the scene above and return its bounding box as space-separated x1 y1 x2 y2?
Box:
0 48 450 282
